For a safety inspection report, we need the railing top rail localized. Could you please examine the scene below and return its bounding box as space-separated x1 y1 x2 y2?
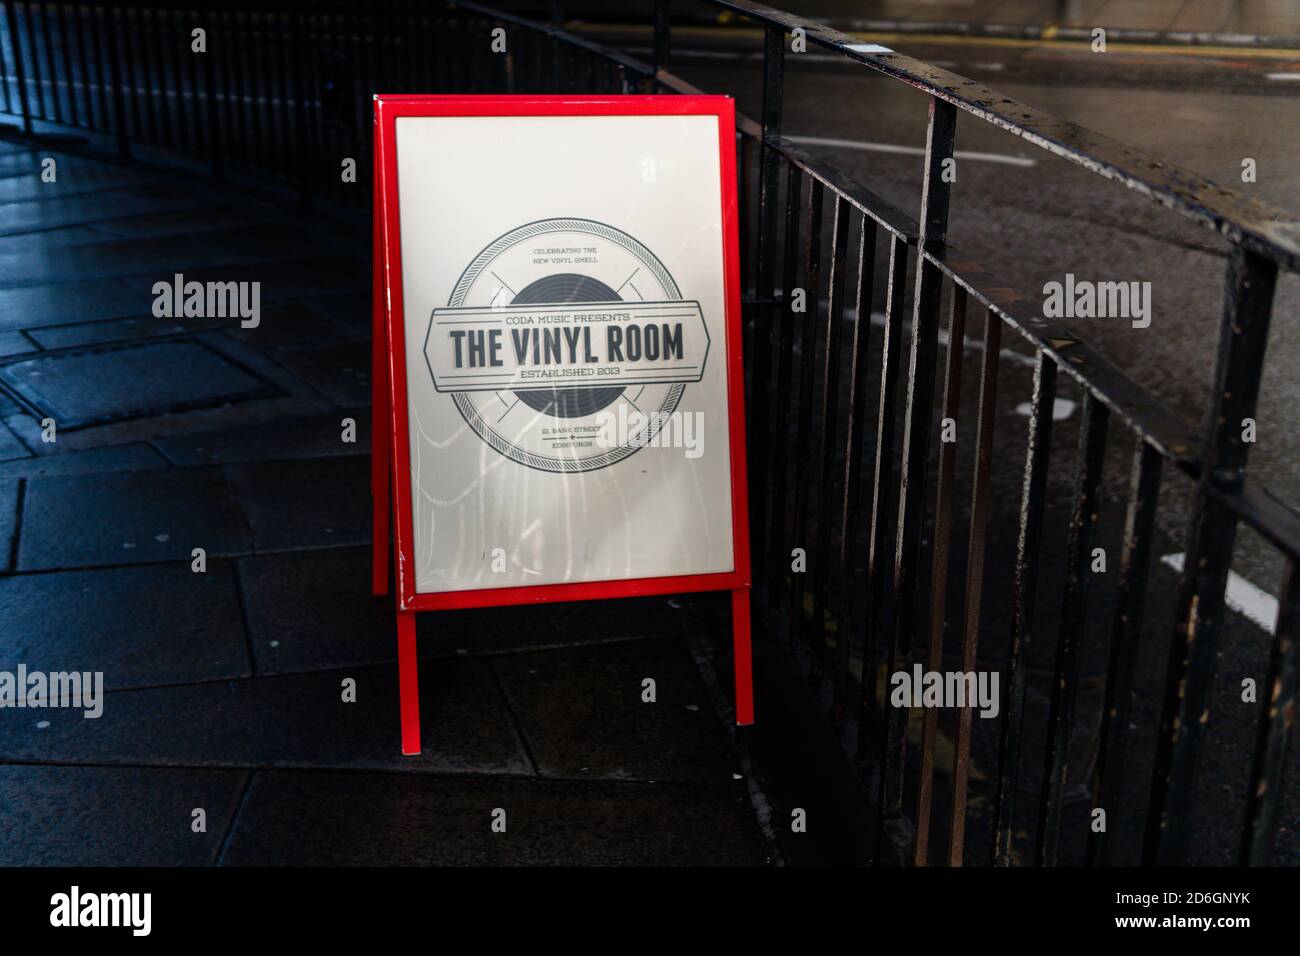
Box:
708 0 1300 271
654 67 921 240
768 133 920 241
453 0 656 78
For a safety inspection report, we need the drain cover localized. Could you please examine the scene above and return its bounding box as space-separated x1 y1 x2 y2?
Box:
0 338 280 429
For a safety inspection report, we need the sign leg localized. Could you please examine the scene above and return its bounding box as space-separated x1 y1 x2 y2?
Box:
732 588 754 725
397 609 421 755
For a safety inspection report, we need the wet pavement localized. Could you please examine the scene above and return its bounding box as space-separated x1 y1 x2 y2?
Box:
0 133 774 866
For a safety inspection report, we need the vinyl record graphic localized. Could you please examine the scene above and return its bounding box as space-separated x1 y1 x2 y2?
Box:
427 218 692 473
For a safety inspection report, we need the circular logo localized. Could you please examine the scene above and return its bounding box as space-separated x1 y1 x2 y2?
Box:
429 218 689 473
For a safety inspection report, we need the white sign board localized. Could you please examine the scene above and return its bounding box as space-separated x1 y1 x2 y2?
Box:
387 104 746 597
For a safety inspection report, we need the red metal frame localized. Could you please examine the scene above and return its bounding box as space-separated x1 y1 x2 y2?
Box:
372 94 752 753
370 110 390 600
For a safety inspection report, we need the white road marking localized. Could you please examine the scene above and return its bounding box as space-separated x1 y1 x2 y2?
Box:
801 53 869 63
634 46 747 59
861 309 1039 368
1014 398 1076 421
787 134 1037 167
1160 553 1279 635
624 45 897 63
1265 72 1300 81
626 46 940 67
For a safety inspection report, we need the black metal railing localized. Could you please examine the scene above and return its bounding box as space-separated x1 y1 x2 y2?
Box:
698 1 1298 868
0 0 651 200
2 0 1295 867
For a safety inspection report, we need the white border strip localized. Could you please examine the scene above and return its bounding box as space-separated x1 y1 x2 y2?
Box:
1161 553 1279 634
786 134 1037 167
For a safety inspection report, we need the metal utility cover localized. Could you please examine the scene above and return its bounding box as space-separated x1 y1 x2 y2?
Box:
0 338 280 429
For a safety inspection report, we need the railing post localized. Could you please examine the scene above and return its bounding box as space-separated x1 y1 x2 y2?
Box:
545 0 563 90
200 3 221 176
20 0 44 121
991 350 1056 866
1242 560 1299 864
1145 243 1278 864
1089 441 1163 866
751 24 783 606
293 2 311 202
39 2 61 125
2 0 31 135
103 3 130 157
1036 392 1109 865
755 25 784 295
652 0 670 72
880 95 955 825
0 1 12 117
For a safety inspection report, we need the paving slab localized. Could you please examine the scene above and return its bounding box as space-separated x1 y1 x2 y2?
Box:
261 342 371 406
0 276 144 331
18 465 251 570
0 421 28 460
5 392 329 456
304 291 370 334
429 593 687 650
0 330 39 357
237 548 684 674
220 770 768 865
0 183 208 236
0 442 167 478
2 411 71 449
1 326 338 455
119 256 367 303
0 141 43 157
0 163 160 204
0 150 54 175
195 329 336 402
154 410 368 466
0 562 251 690
222 299 365 351
0 339 281 428
0 764 247 866
25 314 225 350
0 330 35 358
0 659 531 776
226 455 370 552
237 548 397 674
0 224 343 286
494 637 737 783
84 203 281 239
0 478 16 572
0 224 107 254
